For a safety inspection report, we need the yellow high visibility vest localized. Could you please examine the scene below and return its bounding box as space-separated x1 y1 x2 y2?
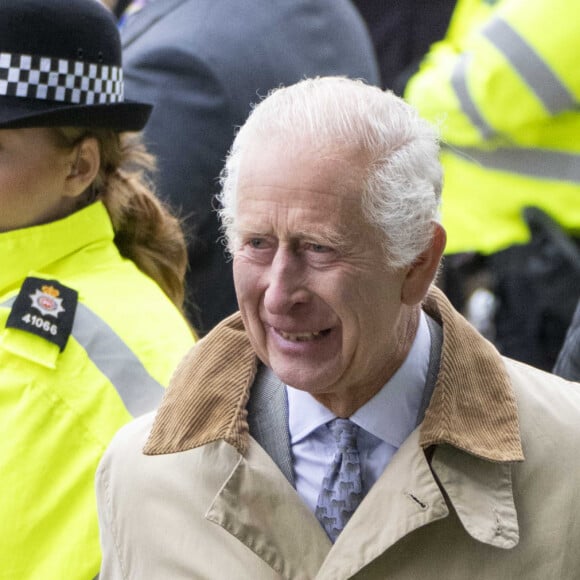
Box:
405 0 580 254
0 202 195 579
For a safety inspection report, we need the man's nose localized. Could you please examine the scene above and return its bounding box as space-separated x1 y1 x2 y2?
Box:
263 248 309 314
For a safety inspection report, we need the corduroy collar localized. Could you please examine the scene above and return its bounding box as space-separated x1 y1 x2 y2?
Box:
144 287 523 462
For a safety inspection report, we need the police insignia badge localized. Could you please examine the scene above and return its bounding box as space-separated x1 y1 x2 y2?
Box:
6 277 78 351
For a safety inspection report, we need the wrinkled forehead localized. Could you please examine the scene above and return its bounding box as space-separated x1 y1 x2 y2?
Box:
237 133 371 196
233 135 375 242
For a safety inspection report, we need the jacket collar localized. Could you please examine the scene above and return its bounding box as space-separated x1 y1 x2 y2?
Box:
0 202 114 294
144 286 523 462
419 290 523 461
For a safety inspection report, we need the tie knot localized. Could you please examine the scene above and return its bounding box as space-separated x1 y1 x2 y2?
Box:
329 418 358 451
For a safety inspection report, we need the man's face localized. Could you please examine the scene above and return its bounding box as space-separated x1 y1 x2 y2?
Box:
233 138 412 406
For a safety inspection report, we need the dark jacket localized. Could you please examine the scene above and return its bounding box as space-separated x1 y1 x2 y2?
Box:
554 299 580 381
121 0 379 335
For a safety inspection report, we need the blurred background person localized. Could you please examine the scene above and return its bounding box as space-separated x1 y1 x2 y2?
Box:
0 0 195 577
405 0 580 370
112 0 380 335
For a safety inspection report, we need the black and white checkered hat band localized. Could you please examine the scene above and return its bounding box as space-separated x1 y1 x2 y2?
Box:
0 52 124 105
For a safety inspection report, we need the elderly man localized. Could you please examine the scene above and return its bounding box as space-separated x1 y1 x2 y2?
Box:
96 77 580 579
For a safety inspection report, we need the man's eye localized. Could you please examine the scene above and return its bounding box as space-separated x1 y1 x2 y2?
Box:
249 238 266 249
307 243 331 253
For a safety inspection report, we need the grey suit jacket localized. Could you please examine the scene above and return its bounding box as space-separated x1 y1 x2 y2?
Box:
120 0 379 335
248 315 443 486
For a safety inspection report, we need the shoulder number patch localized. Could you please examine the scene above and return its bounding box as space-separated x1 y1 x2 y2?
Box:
6 277 78 351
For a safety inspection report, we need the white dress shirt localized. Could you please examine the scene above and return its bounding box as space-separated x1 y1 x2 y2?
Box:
287 311 432 514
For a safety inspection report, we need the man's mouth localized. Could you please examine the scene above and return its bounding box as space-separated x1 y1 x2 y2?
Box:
277 329 331 342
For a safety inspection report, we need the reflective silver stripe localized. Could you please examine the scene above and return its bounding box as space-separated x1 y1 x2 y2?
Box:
481 17 575 114
72 304 164 416
451 53 496 139
1 297 164 416
450 146 580 183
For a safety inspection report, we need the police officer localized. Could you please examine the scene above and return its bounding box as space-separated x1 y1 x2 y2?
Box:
0 0 195 577
405 0 580 369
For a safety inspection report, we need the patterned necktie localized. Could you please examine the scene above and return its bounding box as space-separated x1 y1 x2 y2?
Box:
315 419 364 542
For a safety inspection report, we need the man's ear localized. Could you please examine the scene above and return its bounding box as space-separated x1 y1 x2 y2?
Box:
401 222 446 306
64 137 101 198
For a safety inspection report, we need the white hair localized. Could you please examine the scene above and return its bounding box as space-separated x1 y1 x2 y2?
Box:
217 76 442 269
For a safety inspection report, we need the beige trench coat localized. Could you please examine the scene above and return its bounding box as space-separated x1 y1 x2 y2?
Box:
96 289 580 579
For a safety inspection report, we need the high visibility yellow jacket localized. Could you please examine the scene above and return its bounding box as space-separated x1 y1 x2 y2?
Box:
0 202 194 580
405 0 580 255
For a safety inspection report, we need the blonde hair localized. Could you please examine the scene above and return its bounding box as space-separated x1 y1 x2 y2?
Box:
52 127 188 311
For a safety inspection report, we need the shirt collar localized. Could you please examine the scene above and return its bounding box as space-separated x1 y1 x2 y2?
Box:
287 311 431 447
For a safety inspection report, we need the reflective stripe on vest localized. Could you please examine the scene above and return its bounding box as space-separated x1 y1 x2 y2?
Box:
451 17 576 139
451 53 496 139
448 146 580 184
481 17 576 115
2 297 164 416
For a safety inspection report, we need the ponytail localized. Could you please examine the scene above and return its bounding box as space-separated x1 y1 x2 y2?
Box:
53 128 188 312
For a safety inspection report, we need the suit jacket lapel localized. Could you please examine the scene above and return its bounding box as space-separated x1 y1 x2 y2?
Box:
247 364 295 487
121 0 188 48
417 314 443 425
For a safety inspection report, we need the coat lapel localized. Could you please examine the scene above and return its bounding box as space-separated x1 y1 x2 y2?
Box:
247 364 294 486
430 444 519 549
206 439 331 579
316 429 520 579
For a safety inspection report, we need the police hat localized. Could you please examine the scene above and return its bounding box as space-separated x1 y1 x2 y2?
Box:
0 0 152 131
